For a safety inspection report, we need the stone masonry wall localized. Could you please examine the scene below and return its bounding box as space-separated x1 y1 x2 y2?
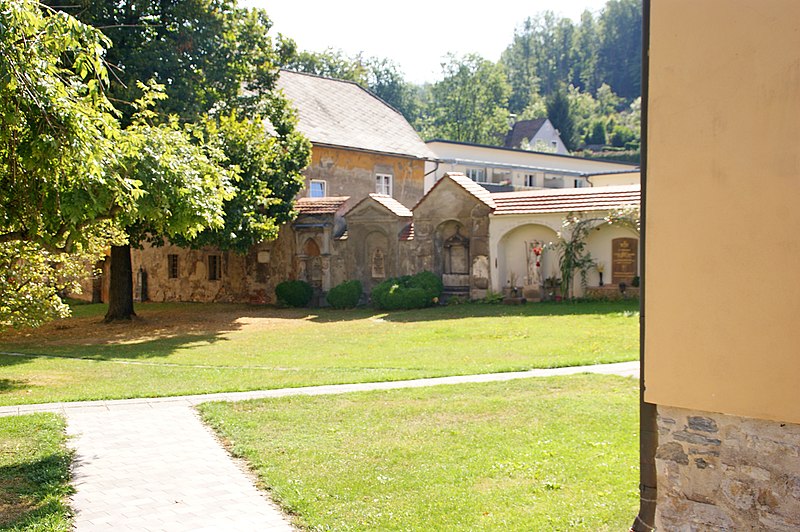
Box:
656 405 800 531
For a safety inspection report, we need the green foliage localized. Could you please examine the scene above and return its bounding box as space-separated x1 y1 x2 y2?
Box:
372 271 443 310
609 124 637 148
550 214 598 299
275 280 314 308
0 0 131 253
422 54 511 145
546 87 576 150
584 119 607 145
326 280 363 309
175 108 310 252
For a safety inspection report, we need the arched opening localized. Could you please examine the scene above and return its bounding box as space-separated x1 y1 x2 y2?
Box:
496 223 559 296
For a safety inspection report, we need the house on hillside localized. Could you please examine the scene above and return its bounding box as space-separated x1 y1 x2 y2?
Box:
504 117 570 154
425 139 639 193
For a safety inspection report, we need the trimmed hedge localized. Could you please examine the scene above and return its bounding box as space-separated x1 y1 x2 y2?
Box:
326 280 363 309
275 280 313 307
371 271 443 310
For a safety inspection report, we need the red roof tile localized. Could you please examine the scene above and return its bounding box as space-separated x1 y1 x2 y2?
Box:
491 185 640 215
295 196 350 215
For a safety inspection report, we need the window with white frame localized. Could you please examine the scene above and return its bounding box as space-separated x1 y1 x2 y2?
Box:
375 173 392 195
465 167 487 183
524 173 537 187
309 179 326 198
574 179 585 188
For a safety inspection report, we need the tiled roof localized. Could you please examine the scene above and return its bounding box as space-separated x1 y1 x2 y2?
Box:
491 185 640 216
369 194 413 217
295 196 350 215
443 173 497 210
504 118 548 149
277 70 436 160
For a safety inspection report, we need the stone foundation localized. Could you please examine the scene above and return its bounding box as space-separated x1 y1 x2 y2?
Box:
655 405 800 530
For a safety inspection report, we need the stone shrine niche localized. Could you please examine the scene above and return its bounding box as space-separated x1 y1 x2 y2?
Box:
444 229 469 275
300 238 322 286
371 248 386 279
611 237 639 284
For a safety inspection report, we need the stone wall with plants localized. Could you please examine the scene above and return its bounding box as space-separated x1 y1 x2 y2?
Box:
655 405 800 530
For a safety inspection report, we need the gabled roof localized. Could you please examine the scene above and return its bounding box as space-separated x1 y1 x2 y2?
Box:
415 172 496 212
295 196 350 215
277 70 436 160
347 193 413 218
504 118 549 149
490 184 640 216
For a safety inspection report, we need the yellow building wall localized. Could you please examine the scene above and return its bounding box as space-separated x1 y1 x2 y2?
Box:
645 0 800 423
303 145 425 208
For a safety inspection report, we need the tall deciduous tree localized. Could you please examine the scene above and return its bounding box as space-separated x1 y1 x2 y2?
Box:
424 54 511 146
48 0 310 321
597 0 643 99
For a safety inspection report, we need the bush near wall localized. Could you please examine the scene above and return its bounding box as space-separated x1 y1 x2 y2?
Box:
326 280 363 309
372 271 443 310
275 280 313 307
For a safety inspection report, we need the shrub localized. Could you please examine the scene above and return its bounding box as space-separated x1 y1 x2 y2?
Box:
326 280 363 309
372 271 443 310
275 280 313 307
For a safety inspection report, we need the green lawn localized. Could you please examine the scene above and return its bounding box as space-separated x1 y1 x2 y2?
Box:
199 374 639 531
0 300 639 406
0 414 73 531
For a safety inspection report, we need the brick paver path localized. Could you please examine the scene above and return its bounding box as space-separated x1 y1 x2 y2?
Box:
0 360 639 530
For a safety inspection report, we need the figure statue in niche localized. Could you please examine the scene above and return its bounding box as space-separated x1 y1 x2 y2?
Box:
372 248 386 278
525 240 544 286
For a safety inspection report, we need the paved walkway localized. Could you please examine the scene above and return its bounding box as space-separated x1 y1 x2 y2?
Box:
0 361 639 530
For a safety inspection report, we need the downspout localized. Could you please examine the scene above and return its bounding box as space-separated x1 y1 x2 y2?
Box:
631 1 658 530
423 158 440 192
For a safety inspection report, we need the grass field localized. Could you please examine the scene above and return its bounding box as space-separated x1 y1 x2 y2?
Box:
0 414 73 531
200 374 639 531
0 300 639 406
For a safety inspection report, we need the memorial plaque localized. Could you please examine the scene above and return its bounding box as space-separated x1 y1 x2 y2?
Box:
371 248 386 279
612 238 638 284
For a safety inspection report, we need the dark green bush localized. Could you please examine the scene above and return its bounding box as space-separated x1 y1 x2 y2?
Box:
326 280 363 309
371 271 443 310
275 280 313 307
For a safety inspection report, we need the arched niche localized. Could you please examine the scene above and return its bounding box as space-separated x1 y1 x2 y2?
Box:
496 223 559 291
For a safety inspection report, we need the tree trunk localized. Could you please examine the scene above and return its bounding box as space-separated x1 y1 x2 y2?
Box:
104 244 136 322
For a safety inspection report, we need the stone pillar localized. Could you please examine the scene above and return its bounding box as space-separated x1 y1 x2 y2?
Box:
655 405 800 530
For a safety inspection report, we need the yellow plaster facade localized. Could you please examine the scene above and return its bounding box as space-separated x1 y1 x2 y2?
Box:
303 145 426 209
645 0 800 424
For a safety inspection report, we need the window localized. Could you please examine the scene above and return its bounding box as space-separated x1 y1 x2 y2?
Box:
309 179 326 198
543 175 564 188
524 174 537 187
167 254 179 279
376 173 392 195
208 255 222 281
466 167 487 183
574 179 585 188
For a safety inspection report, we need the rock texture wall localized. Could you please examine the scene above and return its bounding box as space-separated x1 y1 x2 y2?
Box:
656 405 800 531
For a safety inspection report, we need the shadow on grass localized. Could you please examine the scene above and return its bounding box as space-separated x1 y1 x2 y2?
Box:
0 454 73 530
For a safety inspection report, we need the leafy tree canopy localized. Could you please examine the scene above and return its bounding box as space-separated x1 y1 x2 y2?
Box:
422 53 511 146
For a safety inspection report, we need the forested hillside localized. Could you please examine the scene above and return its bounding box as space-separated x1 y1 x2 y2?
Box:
287 0 642 161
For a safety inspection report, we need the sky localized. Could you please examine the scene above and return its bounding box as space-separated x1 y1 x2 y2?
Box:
242 0 611 84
